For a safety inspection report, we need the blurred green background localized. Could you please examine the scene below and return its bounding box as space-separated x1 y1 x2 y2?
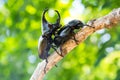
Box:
0 0 120 80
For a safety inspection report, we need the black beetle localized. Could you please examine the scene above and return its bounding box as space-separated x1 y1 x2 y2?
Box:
54 19 85 47
38 9 61 72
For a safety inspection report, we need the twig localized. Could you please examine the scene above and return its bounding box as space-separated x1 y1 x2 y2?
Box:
30 8 120 80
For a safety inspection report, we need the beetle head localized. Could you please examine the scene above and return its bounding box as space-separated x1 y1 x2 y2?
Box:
68 20 84 29
42 9 61 34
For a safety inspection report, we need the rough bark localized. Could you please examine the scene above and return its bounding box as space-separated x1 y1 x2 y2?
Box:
30 8 120 80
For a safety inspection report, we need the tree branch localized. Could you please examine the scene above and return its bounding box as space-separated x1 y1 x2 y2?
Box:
30 8 120 80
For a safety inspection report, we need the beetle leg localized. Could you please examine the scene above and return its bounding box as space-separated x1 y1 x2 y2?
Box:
44 49 49 74
51 45 63 57
73 35 79 45
70 32 79 45
44 58 48 74
59 46 63 57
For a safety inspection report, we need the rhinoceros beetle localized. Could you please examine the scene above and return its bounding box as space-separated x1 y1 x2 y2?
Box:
54 19 85 47
38 9 61 73
38 9 88 73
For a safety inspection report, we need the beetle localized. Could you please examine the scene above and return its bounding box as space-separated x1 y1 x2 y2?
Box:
38 9 61 73
54 19 85 47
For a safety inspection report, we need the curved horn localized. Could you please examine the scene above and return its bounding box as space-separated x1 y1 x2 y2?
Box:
42 9 50 33
54 10 61 24
42 9 48 24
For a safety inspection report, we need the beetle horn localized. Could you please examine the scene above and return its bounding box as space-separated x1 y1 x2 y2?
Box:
42 9 50 33
42 9 48 25
54 10 61 25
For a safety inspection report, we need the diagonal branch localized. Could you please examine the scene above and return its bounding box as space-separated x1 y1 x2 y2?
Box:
30 8 120 80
